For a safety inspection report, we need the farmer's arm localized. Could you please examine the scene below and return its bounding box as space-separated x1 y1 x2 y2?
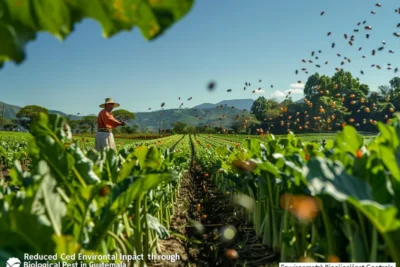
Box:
105 112 122 128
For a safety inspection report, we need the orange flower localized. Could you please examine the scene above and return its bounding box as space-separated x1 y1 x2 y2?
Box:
328 255 340 262
280 194 320 223
355 149 363 159
196 204 201 212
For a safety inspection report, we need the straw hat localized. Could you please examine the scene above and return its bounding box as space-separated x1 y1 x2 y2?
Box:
99 98 120 108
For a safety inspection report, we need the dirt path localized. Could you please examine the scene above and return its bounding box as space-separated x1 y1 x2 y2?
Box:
153 136 277 266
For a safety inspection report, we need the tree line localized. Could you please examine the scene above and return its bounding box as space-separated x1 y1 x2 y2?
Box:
2 70 398 135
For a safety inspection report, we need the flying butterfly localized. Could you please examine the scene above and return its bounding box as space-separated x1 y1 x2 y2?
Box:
376 3 381 7
320 11 325 16
332 42 335 48
161 102 165 108
227 89 232 92
371 11 376 14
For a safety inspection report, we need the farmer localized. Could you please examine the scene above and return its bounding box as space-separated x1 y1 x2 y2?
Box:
95 98 126 151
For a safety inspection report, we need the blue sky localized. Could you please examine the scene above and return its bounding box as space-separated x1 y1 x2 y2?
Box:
1 0 399 115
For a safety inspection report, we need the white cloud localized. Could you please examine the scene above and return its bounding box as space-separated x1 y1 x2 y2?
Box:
269 83 304 98
270 90 286 97
269 88 303 98
289 83 305 90
254 89 265 94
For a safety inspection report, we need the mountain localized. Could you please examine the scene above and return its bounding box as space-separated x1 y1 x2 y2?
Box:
0 101 81 120
0 101 20 119
194 99 254 111
133 106 252 131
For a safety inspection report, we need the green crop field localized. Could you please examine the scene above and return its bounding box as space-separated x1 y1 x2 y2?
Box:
1 113 399 266
1 0 400 266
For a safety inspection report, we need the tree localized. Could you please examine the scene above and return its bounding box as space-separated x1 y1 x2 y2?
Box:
138 124 149 134
230 120 244 134
119 125 138 134
112 109 136 122
250 97 270 121
0 118 16 130
359 84 370 95
79 116 97 134
389 77 400 90
16 105 48 129
171 121 188 134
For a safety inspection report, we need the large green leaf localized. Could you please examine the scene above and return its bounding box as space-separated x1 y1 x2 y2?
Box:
334 126 363 155
87 172 172 250
347 199 400 264
31 161 67 236
146 213 169 239
68 144 101 184
303 157 373 201
0 0 194 67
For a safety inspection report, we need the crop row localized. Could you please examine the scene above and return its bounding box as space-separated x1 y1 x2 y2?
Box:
0 114 190 266
191 116 400 263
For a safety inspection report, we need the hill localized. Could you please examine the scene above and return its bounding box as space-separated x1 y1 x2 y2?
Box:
193 99 254 110
0 101 82 120
134 106 252 131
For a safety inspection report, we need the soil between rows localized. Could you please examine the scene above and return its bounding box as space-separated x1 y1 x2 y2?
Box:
151 138 277 267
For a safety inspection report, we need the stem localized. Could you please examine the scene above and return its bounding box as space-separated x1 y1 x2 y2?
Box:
107 230 127 256
134 194 143 258
343 203 356 262
123 213 132 238
369 227 378 262
143 196 150 264
280 201 291 262
267 177 278 251
320 201 334 257
356 209 369 256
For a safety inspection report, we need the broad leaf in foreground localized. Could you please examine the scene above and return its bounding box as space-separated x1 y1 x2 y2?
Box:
0 0 194 68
